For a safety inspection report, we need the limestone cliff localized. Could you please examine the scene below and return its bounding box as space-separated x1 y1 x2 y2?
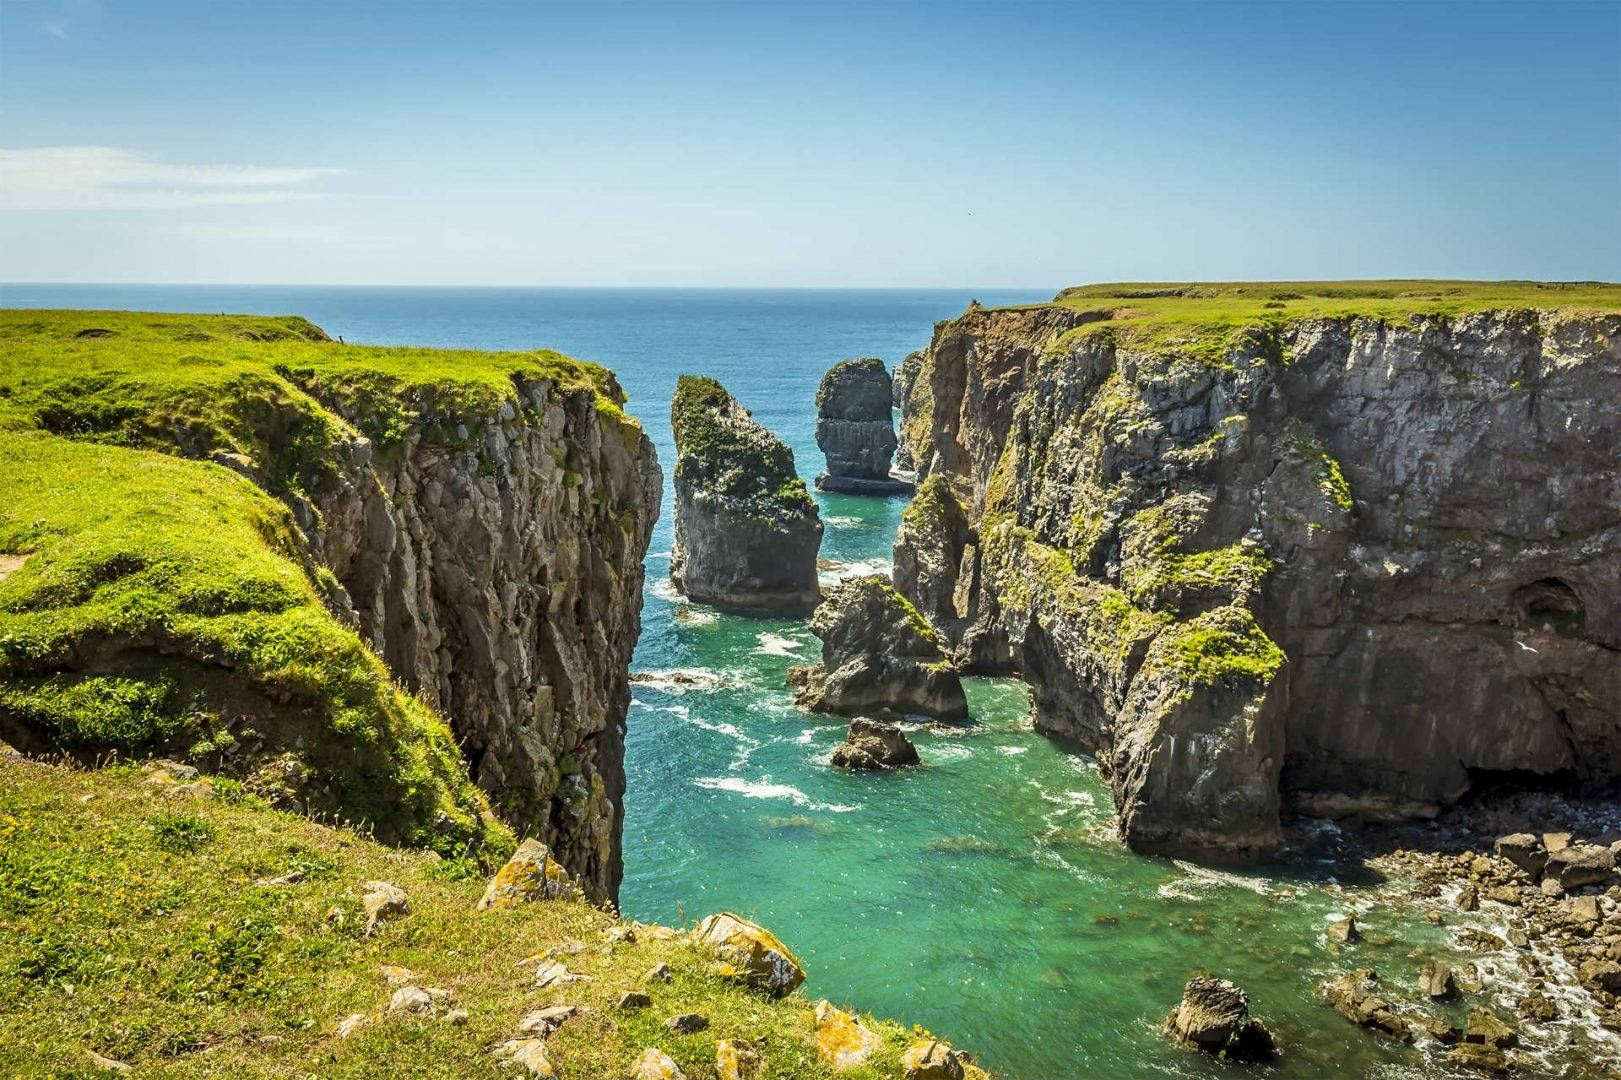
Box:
0 311 660 898
893 282 1621 859
670 375 823 613
813 357 911 494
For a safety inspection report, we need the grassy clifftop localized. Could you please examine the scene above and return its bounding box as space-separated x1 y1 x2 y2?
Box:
0 309 653 859
0 756 948 1078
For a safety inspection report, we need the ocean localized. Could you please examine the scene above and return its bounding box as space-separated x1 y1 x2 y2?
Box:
1 284 1574 1078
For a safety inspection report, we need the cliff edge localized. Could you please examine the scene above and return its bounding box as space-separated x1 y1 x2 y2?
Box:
893 281 1621 859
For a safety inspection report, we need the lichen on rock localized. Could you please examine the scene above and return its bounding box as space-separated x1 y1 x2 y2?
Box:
669 375 822 613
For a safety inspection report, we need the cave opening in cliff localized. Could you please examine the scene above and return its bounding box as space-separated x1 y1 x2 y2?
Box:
1461 763 1582 800
1515 577 1587 636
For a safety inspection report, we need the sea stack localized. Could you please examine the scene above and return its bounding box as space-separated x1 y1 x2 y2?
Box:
789 575 967 719
813 357 913 494
670 375 822 613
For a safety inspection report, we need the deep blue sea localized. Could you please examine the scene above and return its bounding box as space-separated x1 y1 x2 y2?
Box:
4 284 1591 1079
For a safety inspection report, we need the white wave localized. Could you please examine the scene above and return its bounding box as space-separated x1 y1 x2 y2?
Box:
692 776 860 813
646 550 672 561
754 632 806 657
824 515 862 527
817 557 894 588
631 668 722 692
795 729 815 745
674 606 718 626
996 745 1029 756
926 744 973 762
650 578 681 602
1158 861 1273 901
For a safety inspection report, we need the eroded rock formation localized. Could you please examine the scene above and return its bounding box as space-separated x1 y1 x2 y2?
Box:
830 717 920 770
893 289 1621 860
789 575 967 720
814 357 911 494
670 375 822 613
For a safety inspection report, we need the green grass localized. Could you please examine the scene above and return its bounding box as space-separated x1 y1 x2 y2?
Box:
0 431 503 857
0 757 944 1079
1029 280 1621 369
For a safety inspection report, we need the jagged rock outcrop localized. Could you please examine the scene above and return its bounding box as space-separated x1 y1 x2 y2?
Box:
892 284 1621 860
789 575 967 720
814 357 911 494
669 376 822 614
1165 976 1278 1061
830 717 920 770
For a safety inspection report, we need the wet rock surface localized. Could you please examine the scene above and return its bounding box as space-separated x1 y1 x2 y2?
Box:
829 717 920 770
813 357 912 494
669 375 822 614
789 575 967 720
1164 976 1279 1061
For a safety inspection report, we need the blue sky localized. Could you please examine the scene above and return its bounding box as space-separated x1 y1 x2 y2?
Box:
1 0 1616 286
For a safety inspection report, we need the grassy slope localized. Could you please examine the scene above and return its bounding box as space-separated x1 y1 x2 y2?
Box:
0 756 934 1079
0 309 652 859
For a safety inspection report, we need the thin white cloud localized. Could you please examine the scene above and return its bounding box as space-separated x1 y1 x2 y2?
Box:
0 147 346 211
40 18 69 39
149 222 365 244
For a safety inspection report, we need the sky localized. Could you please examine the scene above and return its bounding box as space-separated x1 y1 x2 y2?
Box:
1 0 1617 287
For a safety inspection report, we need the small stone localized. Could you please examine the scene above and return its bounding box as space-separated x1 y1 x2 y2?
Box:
1507 929 1529 948
1570 895 1602 924
86 1051 132 1073
1485 885 1523 906
631 1048 685 1080
1457 963 1486 994
380 964 414 986
255 870 307 887
517 1005 579 1037
389 986 434 1015
1457 885 1480 911
600 923 637 944
902 1038 966 1080
1543 832 1572 853
495 1038 556 1077
336 1013 370 1038
813 1000 883 1069
533 960 589 988
618 991 652 1010
664 1012 709 1034
716 1039 762 1080
644 962 672 983
1518 991 1559 1022
361 881 409 935
1425 910 1445 924
1541 876 1565 897
1326 915 1361 944
441 1008 469 1025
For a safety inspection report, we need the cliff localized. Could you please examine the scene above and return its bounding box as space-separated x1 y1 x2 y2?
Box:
893 281 1621 859
0 310 660 896
813 357 911 494
669 375 823 613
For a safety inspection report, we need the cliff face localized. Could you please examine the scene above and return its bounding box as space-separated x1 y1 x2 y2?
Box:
295 375 660 897
670 375 823 613
894 285 1621 858
0 311 660 898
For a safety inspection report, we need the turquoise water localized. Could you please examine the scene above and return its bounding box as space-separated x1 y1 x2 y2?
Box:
3 285 1586 1078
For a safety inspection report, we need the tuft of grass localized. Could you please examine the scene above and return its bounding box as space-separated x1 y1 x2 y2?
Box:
0 758 944 1078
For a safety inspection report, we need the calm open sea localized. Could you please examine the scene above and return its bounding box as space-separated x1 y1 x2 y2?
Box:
4 284 1586 1078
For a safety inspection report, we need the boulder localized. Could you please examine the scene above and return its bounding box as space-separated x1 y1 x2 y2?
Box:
1518 991 1560 1022
477 838 582 909
664 1013 709 1034
617 991 652 1010
1326 915 1361 944
790 576 967 720
1447 1043 1512 1074
1164 976 1279 1061
1463 1007 1517 1048
813 1000 883 1070
716 1039 761 1080
902 1038 966 1079
830 718 920 771
670 375 822 613
1418 961 1458 1000
1546 844 1616 890
1494 834 1547 878
517 1005 578 1037
1578 958 1621 995
631 1048 685 1079
694 912 806 997
361 881 409 934
1319 969 1412 1041
814 357 912 494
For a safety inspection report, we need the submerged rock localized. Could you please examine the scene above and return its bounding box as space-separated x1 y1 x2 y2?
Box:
814 357 912 494
830 717 920 770
670 375 822 613
789 575 967 720
1164 976 1278 1062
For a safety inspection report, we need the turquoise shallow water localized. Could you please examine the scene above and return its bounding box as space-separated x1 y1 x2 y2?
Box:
5 285 1601 1078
